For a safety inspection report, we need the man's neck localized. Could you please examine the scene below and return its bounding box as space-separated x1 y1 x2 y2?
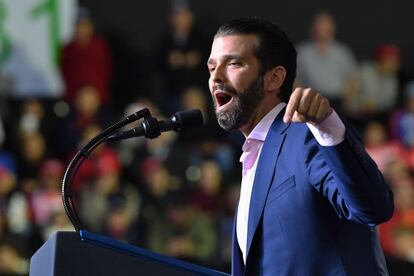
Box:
240 99 282 137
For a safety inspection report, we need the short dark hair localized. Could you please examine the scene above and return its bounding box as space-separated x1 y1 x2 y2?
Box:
215 18 297 102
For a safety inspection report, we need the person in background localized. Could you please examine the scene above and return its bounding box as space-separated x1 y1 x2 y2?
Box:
80 147 140 242
190 159 224 218
58 85 114 158
363 121 405 173
30 159 73 240
16 131 46 193
147 194 218 266
155 0 208 113
346 44 401 121
379 174 414 275
390 81 414 169
61 7 112 106
296 12 357 112
0 152 31 275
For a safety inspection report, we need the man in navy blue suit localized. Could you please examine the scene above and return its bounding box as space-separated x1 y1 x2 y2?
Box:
207 18 394 275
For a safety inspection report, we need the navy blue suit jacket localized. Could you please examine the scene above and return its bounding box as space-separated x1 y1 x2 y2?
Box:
232 109 394 276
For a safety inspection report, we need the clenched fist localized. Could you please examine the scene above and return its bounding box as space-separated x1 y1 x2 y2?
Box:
283 87 333 125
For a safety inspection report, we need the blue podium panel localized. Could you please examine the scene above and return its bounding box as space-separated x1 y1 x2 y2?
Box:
30 231 229 276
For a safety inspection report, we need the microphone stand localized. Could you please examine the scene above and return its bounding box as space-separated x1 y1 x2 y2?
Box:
61 108 155 232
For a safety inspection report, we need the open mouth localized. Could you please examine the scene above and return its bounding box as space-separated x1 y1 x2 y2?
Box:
215 91 233 108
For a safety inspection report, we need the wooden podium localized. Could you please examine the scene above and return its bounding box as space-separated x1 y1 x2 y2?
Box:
30 231 229 276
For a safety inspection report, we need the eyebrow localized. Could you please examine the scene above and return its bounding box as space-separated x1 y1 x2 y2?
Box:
207 54 244 66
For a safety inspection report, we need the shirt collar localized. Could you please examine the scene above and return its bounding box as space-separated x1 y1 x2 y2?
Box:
246 102 287 143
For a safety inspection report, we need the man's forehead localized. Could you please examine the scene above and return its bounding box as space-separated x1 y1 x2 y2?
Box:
210 34 258 57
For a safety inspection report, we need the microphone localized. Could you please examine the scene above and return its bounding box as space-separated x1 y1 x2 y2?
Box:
106 109 204 142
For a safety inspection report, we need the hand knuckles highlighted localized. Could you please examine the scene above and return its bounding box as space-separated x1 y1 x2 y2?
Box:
302 90 309 97
288 88 331 124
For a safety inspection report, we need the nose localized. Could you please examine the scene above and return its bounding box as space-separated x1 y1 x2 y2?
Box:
210 64 226 84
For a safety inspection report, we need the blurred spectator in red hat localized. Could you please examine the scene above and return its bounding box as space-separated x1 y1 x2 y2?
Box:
345 43 401 120
39 159 64 178
30 159 73 240
374 44 401 63
96 150 121 177
363 121 406 173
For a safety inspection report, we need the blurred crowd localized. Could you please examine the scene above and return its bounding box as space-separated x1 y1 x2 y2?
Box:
0 3 414 275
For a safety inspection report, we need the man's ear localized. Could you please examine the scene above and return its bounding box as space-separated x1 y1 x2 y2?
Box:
264 66 287 93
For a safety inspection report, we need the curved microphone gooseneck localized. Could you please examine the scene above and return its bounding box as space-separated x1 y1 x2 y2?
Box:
61 108 151 232
61 108 204 232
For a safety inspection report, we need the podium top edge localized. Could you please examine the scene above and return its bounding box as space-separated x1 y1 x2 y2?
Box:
79 230 229 276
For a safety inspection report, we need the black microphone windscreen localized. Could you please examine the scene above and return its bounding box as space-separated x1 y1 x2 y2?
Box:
174 109 204 130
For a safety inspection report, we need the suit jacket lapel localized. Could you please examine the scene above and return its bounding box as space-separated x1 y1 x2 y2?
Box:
245 108 289 259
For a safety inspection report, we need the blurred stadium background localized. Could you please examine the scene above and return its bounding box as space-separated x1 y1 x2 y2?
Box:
0 1 413 275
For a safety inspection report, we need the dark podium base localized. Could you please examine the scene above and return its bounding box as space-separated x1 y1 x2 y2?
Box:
30 231 228 276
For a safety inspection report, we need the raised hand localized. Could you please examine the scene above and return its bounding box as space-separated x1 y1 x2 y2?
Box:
283 87 333 125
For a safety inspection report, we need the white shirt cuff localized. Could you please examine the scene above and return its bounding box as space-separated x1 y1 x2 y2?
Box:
306 110 345 146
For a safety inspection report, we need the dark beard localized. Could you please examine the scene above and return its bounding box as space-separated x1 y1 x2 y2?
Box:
214 75 265 130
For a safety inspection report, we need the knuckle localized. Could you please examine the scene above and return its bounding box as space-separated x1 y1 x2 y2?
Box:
293 87 302 96
315 93 322 101
305 88 314 95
